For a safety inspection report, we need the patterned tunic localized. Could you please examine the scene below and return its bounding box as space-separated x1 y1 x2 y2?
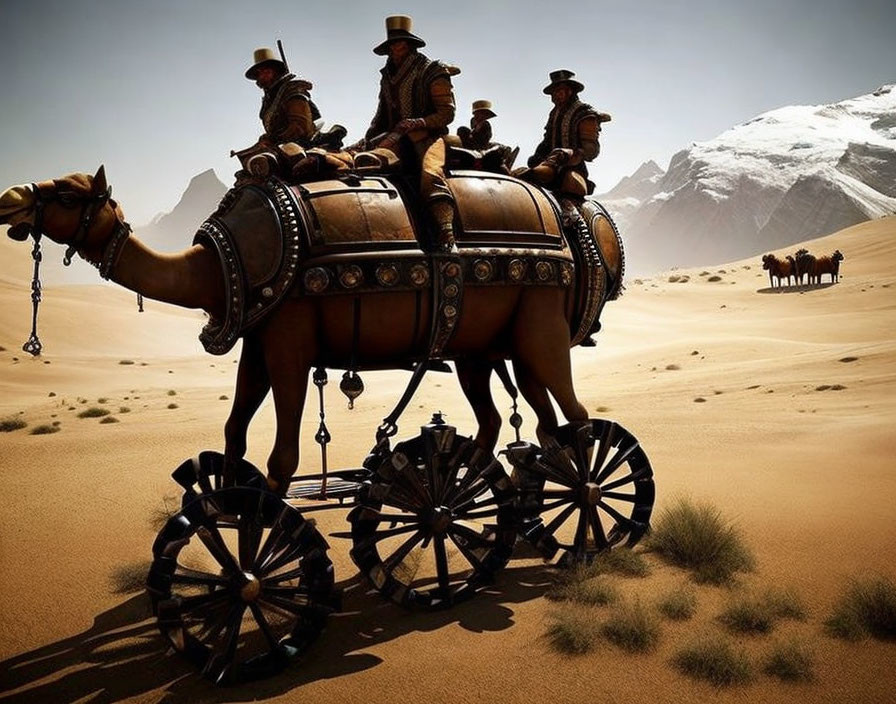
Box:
260 73 321 147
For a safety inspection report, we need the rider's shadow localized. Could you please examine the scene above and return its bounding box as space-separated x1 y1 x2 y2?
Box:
0 562 556 703
756 282 836 293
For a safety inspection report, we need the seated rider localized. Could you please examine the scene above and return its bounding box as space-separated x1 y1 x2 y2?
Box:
246 46 321 149
518 70 611 201
360 15 458 252
457 100 496 151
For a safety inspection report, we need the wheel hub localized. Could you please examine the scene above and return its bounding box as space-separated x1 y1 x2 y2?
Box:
582 482 601 506
238 572 261 602
430 506 453 535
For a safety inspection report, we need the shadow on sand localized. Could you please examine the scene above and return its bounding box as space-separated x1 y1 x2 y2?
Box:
756 282 836 294
0 559 556 703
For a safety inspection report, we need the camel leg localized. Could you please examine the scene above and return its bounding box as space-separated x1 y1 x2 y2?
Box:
223 335 270 484
455 358 501 453
511 359 559 446
512 290 589 428
260 304 318 496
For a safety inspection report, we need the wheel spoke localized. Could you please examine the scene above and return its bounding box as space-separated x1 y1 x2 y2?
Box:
601 491 637 503
258 592 310 617
433 535 451 594
573 507 588 555
571 427 593 482
262 565 305 584
542 488 576 500
449 521 496 549
259 540 307 578
238 512 264 571
597 500 634 531
442 464 484 506
457 506 502 521
249 602 280 651
178 589 232 616
218 602 246 663
382 529 425 575
538 445 580 485
590 423 616 481
447 531 484 573
541 502 577 538
196 525 241 576
595 437 640 484
395 460 433 506
450 476 490 510
359 522 423 548
252 505 293 571
171 566 230 589
261 585 311 601
601 469 648 492
587 506 609 551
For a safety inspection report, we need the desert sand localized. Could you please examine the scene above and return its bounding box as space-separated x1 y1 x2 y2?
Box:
1 216 894 703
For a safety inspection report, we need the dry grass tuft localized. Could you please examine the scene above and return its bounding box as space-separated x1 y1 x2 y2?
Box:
545 608 601 654
118 359 135 365
673 637 752 686
763 639 814 682
582 549 651 578
167 390 177 396
148 495 182 532
548 576 619 607
1 416 27 432
601 599 661 653
99 416 119 424
30 424 60 435
167 403 179 409
720 587 807 634
645 498 754 585
77 407 110 418
825 575 896 641
657 587 698 621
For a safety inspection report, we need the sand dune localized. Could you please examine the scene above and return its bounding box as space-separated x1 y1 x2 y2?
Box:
1 216 894 702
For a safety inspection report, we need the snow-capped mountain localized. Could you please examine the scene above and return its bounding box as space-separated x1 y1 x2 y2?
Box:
603 84 896 274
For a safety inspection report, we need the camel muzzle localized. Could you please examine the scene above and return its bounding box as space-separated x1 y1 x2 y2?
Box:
7 222 32 241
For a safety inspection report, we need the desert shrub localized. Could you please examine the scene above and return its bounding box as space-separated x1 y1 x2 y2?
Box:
97 397 108 403
99 416 119 424
764 587 807 621
545 608 601 654
119 407 131 413
602 599 661 653
673 637 752 686
719 597 774 634
118 359 135 365
167 403 179 409
658 587 698 621
645 498 754 585
825 575 896 641
77 407 110 418
763 639 814 682
581 549 651 578
707 275 722 282
30 424 60 435
167 389 177 396
548 576 619 607
0 416 27 432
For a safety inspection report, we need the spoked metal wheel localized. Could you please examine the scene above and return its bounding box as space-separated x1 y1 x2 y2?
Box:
349 415 517 609
147 487 337 684
507 419 654 564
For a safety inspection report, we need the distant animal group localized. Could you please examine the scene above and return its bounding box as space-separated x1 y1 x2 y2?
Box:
761 248 844 288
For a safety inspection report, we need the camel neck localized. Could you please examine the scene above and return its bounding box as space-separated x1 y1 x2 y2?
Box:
109 236 225 318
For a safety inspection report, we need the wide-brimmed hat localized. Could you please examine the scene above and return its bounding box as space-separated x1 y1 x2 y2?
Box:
373 15 426 55
245 47 286 80
543 69 585 95
472 100 497 118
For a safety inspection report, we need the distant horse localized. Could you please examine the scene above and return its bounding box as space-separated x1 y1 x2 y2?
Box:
761 254 794 288
794 248 816 285
811 249 845 283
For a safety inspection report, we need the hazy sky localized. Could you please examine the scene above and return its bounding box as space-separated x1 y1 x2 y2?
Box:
1 0 894 226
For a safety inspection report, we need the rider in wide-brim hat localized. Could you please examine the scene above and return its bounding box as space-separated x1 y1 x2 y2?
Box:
373 15 427 55
245 47 288 80
472 100 497 120
542 69 585 95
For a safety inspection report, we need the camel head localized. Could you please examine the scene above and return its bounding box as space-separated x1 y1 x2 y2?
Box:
1 166 124 265
761 254 773 269
833 249 844 262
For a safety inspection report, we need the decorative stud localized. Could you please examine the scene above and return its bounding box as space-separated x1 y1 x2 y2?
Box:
536 261 554 282
508 258 526 282
304 267 330 293
339 265 363 288
376 264 400 287
473 259 493 282
409 263 429 286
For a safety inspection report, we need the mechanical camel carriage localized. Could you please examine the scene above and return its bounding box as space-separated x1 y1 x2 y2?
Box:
1 161 655 684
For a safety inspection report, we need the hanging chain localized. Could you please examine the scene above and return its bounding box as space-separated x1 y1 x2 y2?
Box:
313 367 331 498
22 233 43 357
